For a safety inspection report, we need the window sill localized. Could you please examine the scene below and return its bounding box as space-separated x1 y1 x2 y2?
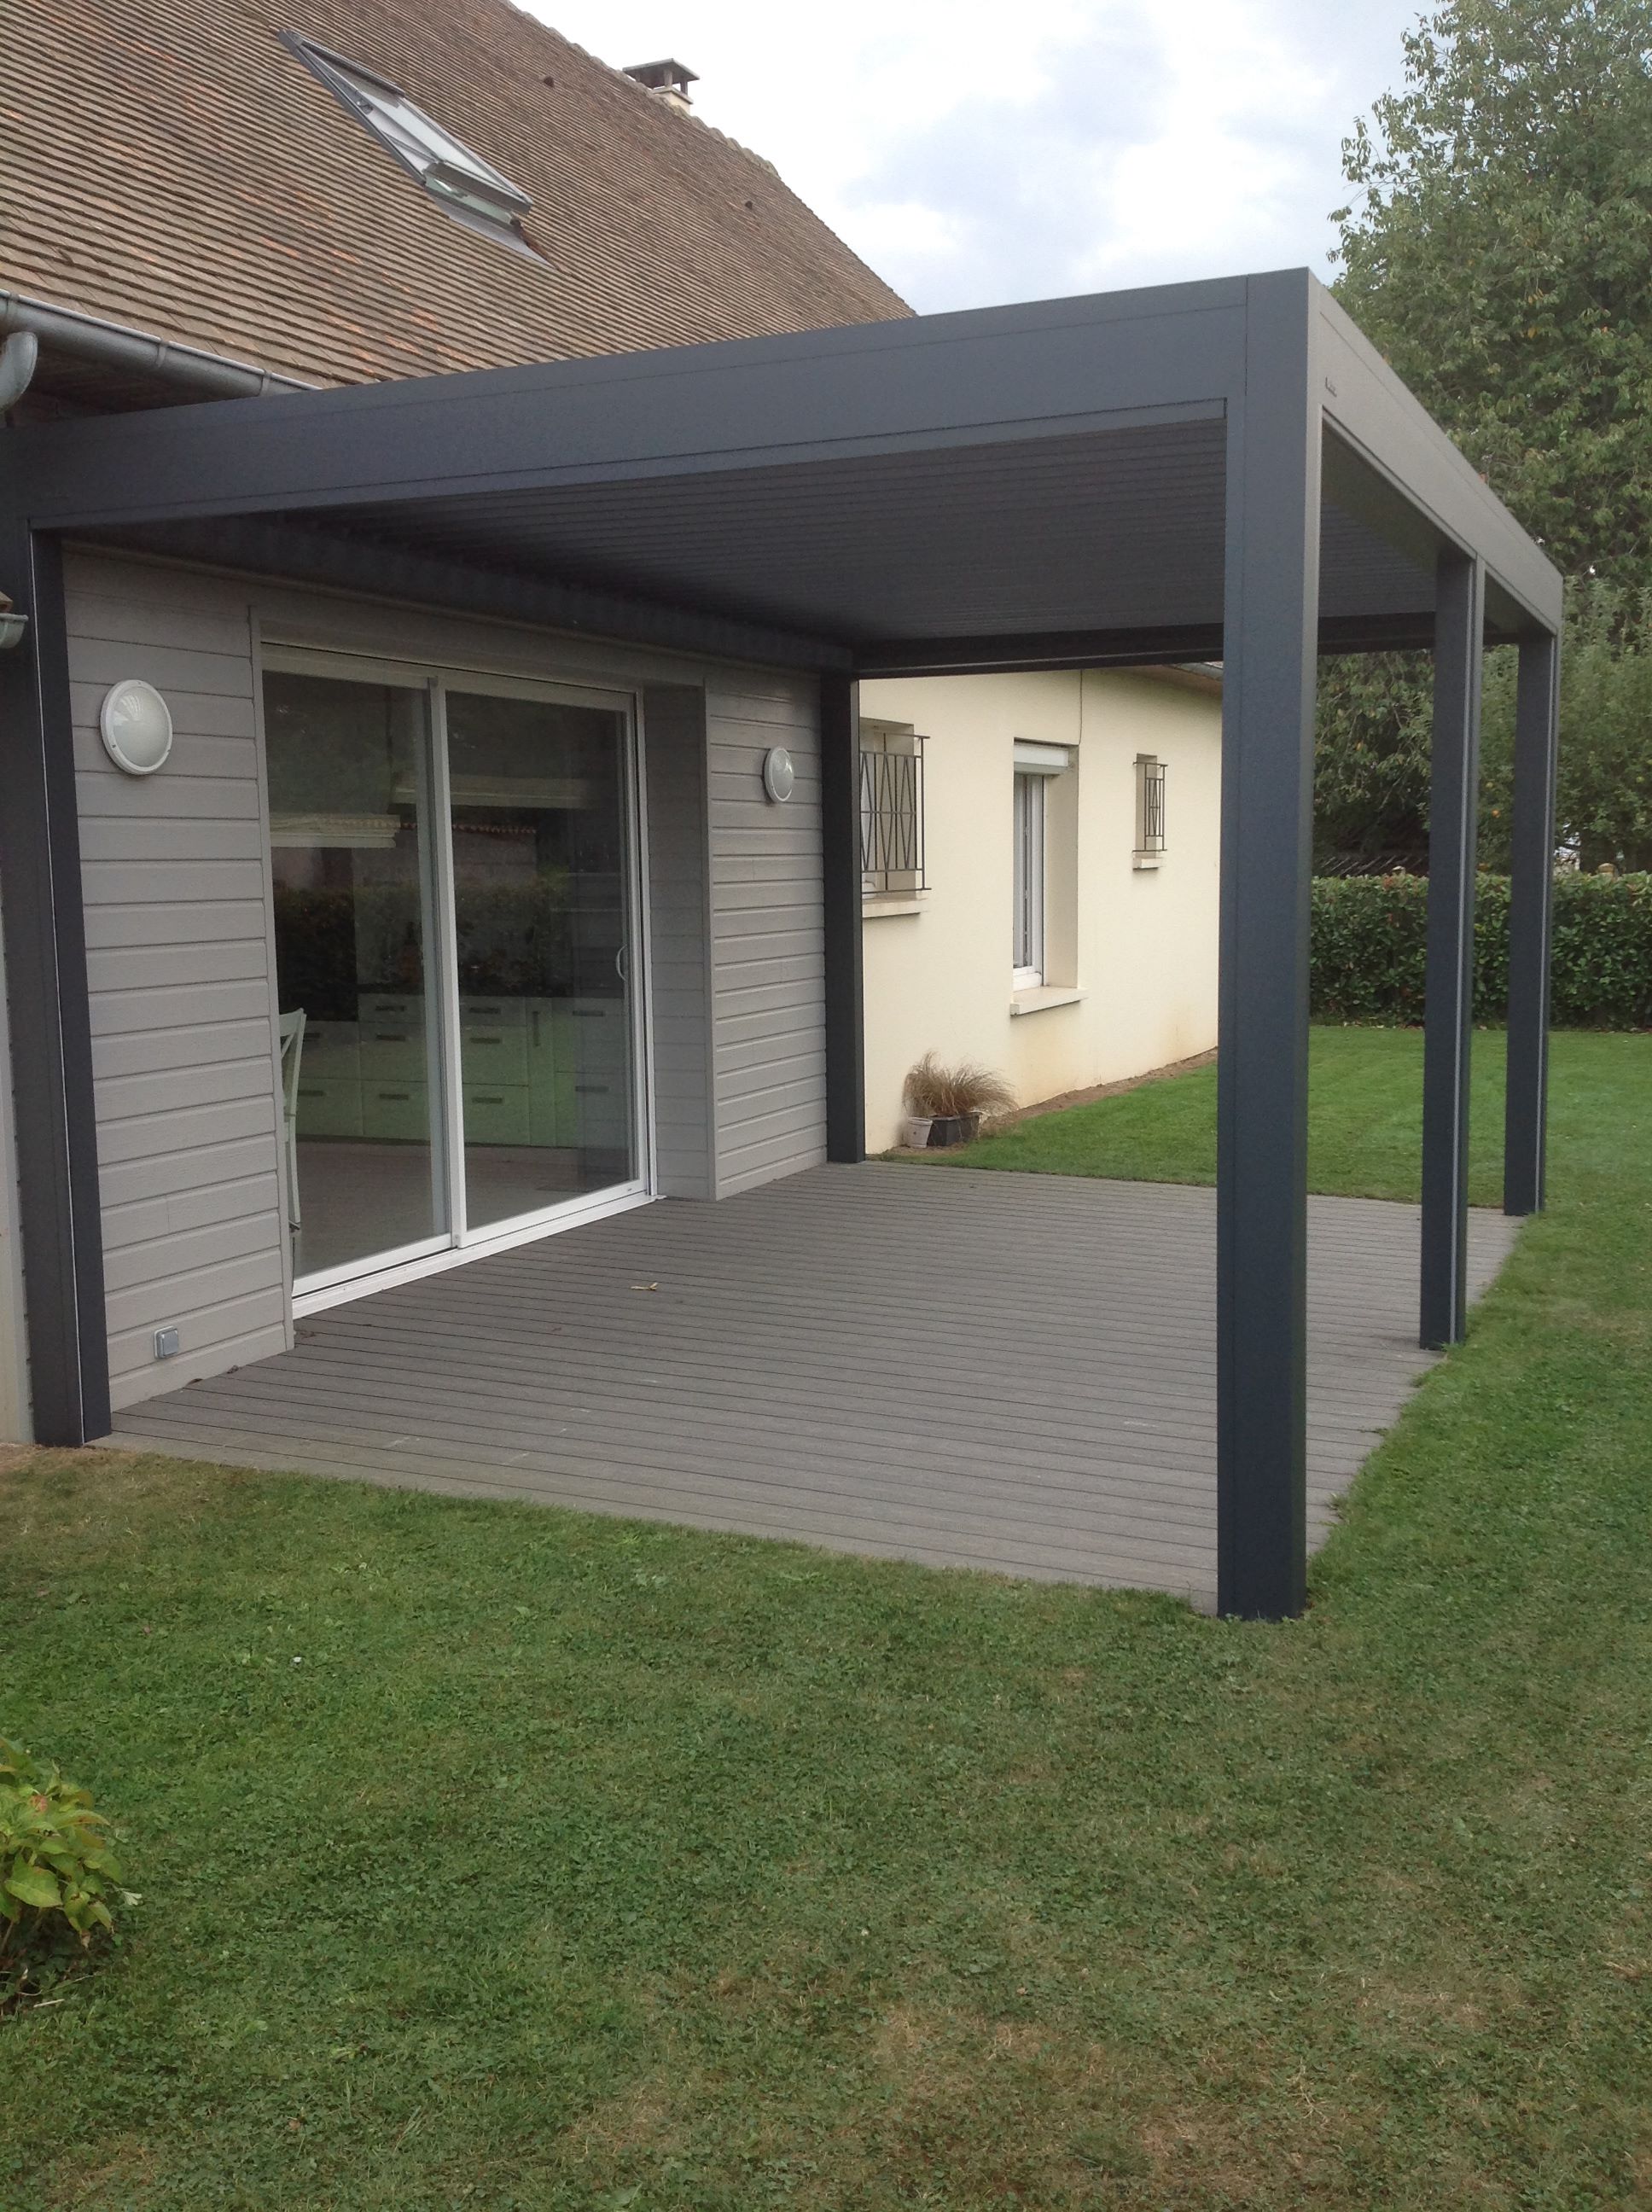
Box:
1009 984 1086 1018
862 895 925 919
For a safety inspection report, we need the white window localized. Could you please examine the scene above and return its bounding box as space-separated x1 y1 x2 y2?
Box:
1011 741 1075 988
1012 769 1045 987
289 37 538 251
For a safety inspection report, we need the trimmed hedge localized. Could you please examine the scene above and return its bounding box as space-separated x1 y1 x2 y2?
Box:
1311 872 1652 1027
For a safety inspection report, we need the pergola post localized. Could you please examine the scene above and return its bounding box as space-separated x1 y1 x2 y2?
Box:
0 474 108 1443
1420 550 1486 1348
820 673 865 1164
1504 630 1561 1216
1214 273 1321 1621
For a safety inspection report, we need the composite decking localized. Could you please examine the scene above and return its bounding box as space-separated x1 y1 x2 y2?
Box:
110 1164 1520 1606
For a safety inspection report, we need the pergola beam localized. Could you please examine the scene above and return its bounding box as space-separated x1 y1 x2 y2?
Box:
1504 632 1561 1217
852 610 1511 680
1213 271 1320 1621
821 676 866 1163
1421 550 1486 1349
9 295 1246 537
1316 299 1556 638
0 461 109 1444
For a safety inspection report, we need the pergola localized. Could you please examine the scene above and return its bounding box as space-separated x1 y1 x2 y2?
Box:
0 268 1562 1617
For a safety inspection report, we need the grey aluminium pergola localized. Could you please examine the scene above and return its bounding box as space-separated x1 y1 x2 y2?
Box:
0 267 1562 1617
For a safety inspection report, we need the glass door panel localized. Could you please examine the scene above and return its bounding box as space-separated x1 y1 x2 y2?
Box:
444 687 637 1234
265 670 445 1283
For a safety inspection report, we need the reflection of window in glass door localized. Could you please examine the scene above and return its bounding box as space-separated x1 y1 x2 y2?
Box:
262 654 644 1296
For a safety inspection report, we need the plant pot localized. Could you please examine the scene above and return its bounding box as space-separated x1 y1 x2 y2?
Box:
928 1112 981 1148
904 1115 934 1150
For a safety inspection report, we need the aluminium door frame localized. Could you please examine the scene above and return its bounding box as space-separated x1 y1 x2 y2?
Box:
434 661 654 1252
258 639 657 1317
261 643 453 1302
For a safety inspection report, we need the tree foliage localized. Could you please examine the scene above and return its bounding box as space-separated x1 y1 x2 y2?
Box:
1483 582 1652 866
1313 652 1434 868
1315 586 1652 873
1318 0 1652 867
1335 0 1652 586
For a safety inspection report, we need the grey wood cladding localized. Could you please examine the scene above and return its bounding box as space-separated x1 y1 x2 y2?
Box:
67 553 289 1408
63 551 825 1413
641 684 715 1201
707 672 827 1195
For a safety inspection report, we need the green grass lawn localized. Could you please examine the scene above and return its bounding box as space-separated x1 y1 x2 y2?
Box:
900 1026 1632 1205
3 1029 1650 2209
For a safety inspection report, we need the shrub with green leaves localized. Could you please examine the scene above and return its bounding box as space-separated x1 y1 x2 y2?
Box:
0 1739 128 2004
1312 871 1652 1028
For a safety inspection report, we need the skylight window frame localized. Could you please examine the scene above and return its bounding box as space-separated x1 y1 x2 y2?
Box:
283 32 537 247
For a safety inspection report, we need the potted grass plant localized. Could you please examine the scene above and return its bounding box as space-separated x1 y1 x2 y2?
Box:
902 1052 1015 1147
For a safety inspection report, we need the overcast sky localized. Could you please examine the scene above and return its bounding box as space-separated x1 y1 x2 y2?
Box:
533 2 1425 311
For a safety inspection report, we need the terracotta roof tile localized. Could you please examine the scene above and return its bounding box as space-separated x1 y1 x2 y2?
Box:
1 0 910 387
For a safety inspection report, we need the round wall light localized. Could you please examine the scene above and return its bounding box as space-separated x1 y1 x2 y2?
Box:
762 745 795 804
99 680 174 777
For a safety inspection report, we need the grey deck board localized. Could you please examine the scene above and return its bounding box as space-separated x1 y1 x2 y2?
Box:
109 1164 1520 1607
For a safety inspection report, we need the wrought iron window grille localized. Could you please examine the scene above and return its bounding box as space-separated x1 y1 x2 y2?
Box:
859 733 928 896
1135 754 1166 860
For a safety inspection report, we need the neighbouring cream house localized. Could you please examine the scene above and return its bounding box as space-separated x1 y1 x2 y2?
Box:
858 668 1224 1151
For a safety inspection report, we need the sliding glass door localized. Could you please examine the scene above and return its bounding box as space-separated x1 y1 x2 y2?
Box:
263 653 644 1297
265 668 448 1284
445 684 638 1235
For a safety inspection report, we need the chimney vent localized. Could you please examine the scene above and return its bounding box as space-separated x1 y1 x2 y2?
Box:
624 58 698 115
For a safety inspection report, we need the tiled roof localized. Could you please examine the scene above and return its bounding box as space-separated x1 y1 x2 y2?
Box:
1 0 910 388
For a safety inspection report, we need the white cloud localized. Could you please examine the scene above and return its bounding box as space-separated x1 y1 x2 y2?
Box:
535 1 1422 309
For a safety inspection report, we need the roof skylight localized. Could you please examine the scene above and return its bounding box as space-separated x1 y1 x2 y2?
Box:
287 35 535 247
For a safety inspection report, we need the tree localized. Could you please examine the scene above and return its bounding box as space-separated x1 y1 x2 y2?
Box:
1313 652 1433 870
1318 0 1652 868
1335 0 1652 587
1481 585 1652 867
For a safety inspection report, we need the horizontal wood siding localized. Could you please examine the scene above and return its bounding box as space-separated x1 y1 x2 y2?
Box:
66 553 289 1411
642 685 714 1200
707 673 826 1196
